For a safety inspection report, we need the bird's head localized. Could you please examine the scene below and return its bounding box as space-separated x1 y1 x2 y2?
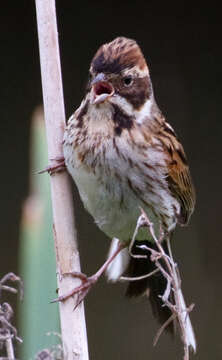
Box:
88 37 153 115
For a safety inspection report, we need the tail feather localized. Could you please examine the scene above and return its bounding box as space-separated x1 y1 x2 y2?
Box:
125 240 174 333
106 238 130 282
106 238 196 348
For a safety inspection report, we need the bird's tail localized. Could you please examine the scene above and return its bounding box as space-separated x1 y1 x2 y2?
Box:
106 238 196 350
126 240 196 350
106 238 173 332
125 240 174 332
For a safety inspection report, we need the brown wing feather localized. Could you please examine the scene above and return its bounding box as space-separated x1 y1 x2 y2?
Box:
157 121 195 225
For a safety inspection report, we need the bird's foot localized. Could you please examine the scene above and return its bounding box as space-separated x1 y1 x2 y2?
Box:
38 156 66 175
51 271 99 309
51 241 125 309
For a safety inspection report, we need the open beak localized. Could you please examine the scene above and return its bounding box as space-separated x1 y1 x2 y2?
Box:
91 73 114 105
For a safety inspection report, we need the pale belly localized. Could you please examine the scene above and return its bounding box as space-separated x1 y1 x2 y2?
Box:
65 152 162 243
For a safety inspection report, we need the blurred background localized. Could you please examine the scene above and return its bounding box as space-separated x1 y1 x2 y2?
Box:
0 1 221 359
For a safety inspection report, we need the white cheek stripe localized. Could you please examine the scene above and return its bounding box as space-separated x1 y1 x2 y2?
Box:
110 94 133 114
110 95 153 126
135 99 152 124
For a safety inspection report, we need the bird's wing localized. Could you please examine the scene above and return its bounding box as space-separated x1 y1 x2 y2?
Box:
157 121 195 225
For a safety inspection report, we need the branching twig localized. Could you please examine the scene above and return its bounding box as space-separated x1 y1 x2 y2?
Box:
0 273 23 360
128 215 147 259
0 273 23 301
131 209 196 360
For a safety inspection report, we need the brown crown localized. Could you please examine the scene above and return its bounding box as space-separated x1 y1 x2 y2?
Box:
91 37 148 74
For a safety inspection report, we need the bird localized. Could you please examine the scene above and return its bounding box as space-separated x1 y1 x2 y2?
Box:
59 36 195 336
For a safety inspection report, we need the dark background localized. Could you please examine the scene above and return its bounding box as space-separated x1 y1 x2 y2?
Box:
0 1 221 359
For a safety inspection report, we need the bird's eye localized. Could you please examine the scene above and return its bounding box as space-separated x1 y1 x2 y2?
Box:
123 75 133 86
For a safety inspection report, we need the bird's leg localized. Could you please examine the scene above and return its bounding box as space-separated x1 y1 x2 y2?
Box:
51 241 125 308
38 156 66 175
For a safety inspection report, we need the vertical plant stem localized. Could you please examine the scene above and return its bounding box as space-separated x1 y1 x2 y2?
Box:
5 337 15 359
35 1 89 359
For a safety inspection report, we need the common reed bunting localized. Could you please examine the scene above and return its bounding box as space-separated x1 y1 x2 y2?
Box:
60 37 195 332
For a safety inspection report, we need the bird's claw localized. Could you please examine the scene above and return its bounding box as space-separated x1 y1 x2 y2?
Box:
38 156 65 175
51 272 98 308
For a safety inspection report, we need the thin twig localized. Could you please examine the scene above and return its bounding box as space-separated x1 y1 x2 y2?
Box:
128 215 147 259
0 274 23 359
120 268 159 282
131 208 196 359
153 314 176 347
0 273 23 301
166 238 196 355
